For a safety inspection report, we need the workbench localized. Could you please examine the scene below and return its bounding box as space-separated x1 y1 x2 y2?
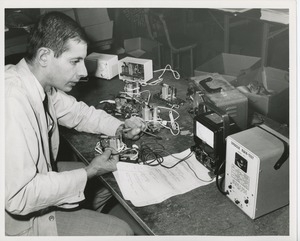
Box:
60 71 289 236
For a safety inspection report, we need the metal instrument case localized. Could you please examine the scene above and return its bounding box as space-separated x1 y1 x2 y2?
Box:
192 75 248 130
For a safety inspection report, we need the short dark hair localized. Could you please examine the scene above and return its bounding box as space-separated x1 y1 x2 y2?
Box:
26 11 89 62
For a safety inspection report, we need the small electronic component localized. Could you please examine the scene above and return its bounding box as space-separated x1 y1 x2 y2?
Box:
141 104 152 121
192 91 206 115
95 135 139 163
118 148 139 163
141 104 161 132
161 83 176 101
98 135 124 153
100 97 142 118
152 106 159 126
153 84 185 107
123 81 141 98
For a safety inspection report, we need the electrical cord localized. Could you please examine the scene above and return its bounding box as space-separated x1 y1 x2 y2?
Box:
154 105 181 135
215 161 229 195
140 64 180 86
140 90 152 104
139 142 213 182
157 106 180 120
183 160 213 183
159 121 180 136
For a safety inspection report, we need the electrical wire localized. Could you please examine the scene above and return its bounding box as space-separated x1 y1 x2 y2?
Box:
138 143 164 166
156 106 181 135
154 64 180 80
215 161 229 195
139 143 213 182
140 64 180 86
183 160 213 183
156 106 180 121
159 121 180 136
139 90 152 104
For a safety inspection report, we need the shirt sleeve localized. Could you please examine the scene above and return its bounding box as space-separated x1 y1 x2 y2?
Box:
5 92 87 216
52 89 123 136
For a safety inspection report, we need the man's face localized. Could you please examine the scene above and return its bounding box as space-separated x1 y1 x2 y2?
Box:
46 39 88 92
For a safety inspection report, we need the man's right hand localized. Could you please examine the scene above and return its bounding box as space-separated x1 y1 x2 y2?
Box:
84 148 119 179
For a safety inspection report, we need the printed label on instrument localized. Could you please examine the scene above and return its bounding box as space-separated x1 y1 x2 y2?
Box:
231 163 250 192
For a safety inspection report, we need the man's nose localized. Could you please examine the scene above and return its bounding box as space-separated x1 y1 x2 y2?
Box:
78 61 88 78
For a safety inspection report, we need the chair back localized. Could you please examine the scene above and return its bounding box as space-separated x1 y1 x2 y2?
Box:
144 9 176 51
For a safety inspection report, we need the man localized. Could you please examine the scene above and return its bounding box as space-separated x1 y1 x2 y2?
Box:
5 11 144 236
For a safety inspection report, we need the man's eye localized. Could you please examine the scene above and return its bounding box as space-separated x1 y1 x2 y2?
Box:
71 60 80 65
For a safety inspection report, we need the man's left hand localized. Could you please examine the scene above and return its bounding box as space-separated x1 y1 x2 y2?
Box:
116 116 146 140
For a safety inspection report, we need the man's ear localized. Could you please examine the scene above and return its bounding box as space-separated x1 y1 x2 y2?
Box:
36 48 51 67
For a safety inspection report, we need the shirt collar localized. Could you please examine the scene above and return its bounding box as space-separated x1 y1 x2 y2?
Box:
33 74 46 102
22 59 46 102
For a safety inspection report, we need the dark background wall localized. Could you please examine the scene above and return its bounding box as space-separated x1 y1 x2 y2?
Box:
5 8 289 71
108 8 289 71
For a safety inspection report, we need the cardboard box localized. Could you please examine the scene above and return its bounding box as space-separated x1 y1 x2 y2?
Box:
124 37 161 69
84 21 113 42
75 8 110 27
236 67 289 124
194 53 261 84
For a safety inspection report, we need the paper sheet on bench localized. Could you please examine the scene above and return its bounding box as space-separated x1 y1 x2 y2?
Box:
113 149 215 207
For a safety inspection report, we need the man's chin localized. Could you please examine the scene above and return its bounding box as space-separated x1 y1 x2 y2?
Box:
62 86 73 92
64 83 77 92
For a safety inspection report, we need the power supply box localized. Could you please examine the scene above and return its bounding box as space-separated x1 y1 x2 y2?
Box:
224 124 289 219
118 57 153 83
85 52 118 80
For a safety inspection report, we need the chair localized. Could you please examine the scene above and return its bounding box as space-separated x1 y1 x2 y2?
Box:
144 9 197 76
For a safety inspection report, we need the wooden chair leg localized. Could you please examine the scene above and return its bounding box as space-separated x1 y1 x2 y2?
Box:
190 48 194 76
157 45 162 69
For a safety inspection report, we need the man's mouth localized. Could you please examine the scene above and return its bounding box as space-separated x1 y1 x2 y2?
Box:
68 81 78 86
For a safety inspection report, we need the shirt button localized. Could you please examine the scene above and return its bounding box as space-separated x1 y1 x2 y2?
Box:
49 215 55 221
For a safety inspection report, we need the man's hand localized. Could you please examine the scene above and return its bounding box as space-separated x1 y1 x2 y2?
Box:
84 148 119 179
116 116 146 141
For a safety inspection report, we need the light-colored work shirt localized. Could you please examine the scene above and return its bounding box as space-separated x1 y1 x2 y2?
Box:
5 59 123 235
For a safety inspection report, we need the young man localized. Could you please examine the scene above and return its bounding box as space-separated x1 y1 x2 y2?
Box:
5 11 144 236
